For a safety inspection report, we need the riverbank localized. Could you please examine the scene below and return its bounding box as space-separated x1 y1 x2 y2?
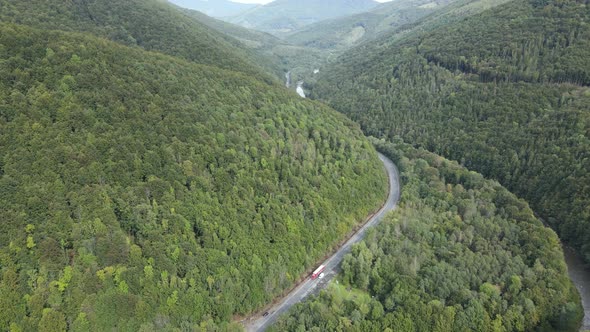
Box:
564 246 590 330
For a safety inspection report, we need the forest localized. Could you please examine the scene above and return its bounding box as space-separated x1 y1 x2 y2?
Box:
312 0 590 263
271 139 583 331
1 0 589 330
0 22 387 331
0 0 280 79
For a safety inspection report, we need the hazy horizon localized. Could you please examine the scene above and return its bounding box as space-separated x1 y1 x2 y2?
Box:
228 0 392 4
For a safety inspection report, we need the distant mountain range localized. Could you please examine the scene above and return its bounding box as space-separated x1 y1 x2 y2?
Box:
287 0 456 50
167 0 257 18
169 0 381 36
225 0 380 35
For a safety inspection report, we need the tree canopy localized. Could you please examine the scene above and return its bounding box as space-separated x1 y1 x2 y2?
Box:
272 139 583 331
0 22 387 331
312 0 590 263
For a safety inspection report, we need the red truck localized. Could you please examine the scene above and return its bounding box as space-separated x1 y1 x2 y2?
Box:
311 265 325 279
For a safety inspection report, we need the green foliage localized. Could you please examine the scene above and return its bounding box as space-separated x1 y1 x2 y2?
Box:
312 0 590 263
284 0 514 94
287 0 457 51
0 22 387 330
0 0 276 79
272 140 583 331
38 308 67 332
177 7 292 79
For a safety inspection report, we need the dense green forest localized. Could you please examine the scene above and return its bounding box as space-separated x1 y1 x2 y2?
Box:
271 139 583 331
0 22 388 330
2 0 588 330
177 6 328 83
285 0 514 88
286 0 456 51
312 0 590 262
0 0 279 79
287 0 517 53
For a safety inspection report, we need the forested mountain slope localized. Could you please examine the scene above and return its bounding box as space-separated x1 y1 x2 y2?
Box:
177 7 331 95
287 0 454 51
176 7 289 76
0 23 387 331
284 0 513 91
272 140 583 331
0 0 276 79
287 0 511 53
180 8 284 52
228 0 379 36
312 0 590 262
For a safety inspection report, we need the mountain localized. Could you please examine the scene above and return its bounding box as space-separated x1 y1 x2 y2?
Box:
0 0 389 330
287 0 518 51
272 139 583 331
176 6 288 73
229 0 380 35
280 0 513 95
0 0 276 78
168 0 257 17
287 0 457 50
311 0 590 264
178 6 335 88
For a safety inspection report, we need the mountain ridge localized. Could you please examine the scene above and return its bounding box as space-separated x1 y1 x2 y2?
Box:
0 0 277 79
228 0 380 35
167 0 257 18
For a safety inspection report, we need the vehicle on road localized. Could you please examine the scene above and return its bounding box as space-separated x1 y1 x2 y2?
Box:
311 265 325 279
262 312 269 317
243 154 399 332
319 273 325 279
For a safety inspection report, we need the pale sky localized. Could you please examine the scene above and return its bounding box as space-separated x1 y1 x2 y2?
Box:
232 0 393 3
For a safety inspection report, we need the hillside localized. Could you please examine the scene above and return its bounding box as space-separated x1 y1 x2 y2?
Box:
287 0 516 52
228 0 379 36
312 0 590 263
177 7 334 94
272 140 583 331
168 0 256 18
174 6 290 77
0 0 276 79
0 21 388 331
283 0 513 92
179 7 284 52
287 0 456 51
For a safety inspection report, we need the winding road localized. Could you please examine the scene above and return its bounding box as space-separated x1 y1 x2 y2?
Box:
244 153 400 332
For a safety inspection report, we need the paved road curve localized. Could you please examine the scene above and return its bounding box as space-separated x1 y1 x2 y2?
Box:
244 153 400 332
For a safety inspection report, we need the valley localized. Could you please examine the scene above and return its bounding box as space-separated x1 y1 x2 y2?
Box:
0 0 588 330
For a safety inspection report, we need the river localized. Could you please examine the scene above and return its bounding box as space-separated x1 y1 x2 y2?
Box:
296 81 305 98
285 70 305 98
564 246 590 330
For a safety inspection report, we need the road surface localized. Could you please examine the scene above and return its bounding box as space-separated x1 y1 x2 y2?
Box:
244 152 400 332
563 246 590 330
